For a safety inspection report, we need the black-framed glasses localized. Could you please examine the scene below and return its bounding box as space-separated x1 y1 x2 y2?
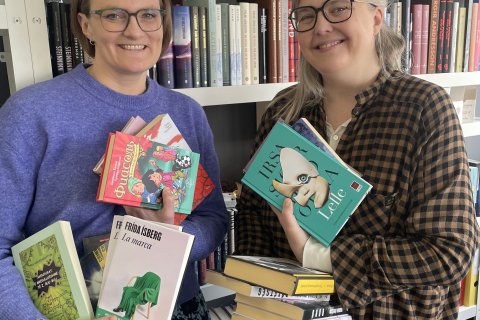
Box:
289 0 372 32
89 8 166 32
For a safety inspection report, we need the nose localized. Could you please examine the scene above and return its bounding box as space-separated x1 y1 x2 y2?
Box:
313 11 333 34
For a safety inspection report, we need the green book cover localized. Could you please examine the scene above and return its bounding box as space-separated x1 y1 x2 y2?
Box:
11 221 94 320
242 121 372 247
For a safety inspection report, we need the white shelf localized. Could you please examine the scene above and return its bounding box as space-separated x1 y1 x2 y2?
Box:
463 120 480 138
415 72 480 88
0 5 7 30
175 82 295 106
458 305 477 320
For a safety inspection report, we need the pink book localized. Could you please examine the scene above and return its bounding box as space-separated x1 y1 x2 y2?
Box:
475 3 480 70
420 4 430 74
411 4 424 74
468 3 478 71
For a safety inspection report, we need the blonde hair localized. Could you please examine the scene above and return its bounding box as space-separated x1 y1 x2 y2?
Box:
69 0 173 58
273 0 405 123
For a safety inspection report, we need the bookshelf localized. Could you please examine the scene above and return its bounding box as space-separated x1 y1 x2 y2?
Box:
1 1 480 319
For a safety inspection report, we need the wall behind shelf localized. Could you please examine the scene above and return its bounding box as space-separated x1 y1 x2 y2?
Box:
204 103 257 187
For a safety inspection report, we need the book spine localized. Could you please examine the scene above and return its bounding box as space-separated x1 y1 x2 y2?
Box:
59 2 73 72
455 4 467 72
46 0 65 76
401 0 411 72
437 0 447 72
157 41 175 89
250 3 260 84
229 5 238 85
215 4 224 86
198 6 209 87
288 0 296 82
449 1 459 72
190 6 202 88
172 5 193 88
259 7 268 84
411 4 423 74
234 5 243 86
468 2 478 71
442 0 454 72
220 3 231 86
474 2 480 70
280 0 289 83
428 0 441 73
463 0 474 72
420 4 430 73
240 2 252 84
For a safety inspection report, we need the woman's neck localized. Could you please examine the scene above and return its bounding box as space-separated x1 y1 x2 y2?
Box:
87 65 148 96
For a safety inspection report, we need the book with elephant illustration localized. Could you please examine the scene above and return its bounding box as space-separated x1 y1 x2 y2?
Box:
96 215 194 320
241 120 372 247
96 131 200 214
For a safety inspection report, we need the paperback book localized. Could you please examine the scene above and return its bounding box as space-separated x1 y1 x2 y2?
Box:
80 241 108 310
11 221 94 320
242 121 372 247
97 131 200 214
96 215 194 320
224 256 335 296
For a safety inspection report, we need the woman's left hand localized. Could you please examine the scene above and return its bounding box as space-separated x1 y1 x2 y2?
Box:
271 198 309 263
123 187 175 224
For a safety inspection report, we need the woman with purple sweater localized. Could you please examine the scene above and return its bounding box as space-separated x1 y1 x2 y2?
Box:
0 0 227 318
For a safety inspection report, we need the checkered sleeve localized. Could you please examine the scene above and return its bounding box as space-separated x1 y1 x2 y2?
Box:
331 84 478 313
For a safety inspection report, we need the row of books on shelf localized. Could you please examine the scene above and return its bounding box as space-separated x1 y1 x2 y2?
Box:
384 0 480 74
207 255 352 319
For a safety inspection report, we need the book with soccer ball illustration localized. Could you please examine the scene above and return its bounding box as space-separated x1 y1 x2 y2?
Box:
96 131 199 214
241 121 372 247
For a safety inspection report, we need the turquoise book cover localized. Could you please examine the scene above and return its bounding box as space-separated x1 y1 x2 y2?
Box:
242 121 372 247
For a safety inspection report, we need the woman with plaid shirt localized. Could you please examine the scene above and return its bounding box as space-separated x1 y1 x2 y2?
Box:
234 0 479 318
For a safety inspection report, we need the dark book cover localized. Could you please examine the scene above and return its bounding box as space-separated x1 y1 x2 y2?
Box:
258 7 268 84
172 5 193 88
80 241 108 310
157 41 175 89
427 0 441 73
46 0 65 76
82 233 110 255
59 2 73 72
190 6 202 87
442 0 454 72
436 0 447 72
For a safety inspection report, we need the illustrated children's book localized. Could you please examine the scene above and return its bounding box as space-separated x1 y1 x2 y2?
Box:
241 121 372 247
11 221 94 320
93 115 147 175
136 114 215 223
97 131 200 214
96 215 194 320
224 256 335 296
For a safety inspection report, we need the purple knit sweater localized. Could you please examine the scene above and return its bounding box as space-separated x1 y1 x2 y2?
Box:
0 65 227 319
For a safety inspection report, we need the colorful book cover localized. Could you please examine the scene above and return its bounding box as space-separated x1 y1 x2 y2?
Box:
241 121 372 247
96 215 194 320
137 114 215 222
97 131 200 214
11 221 94 320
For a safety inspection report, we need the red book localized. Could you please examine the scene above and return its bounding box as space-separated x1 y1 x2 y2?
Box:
427 0 441 73
420 4 430 74
97 132 200 214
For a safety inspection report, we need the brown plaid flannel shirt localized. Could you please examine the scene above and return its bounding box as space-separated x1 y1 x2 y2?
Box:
235 71 479 319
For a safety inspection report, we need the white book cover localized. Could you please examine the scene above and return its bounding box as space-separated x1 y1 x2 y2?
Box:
249 3 259 84
96 215 194 320
215 4 224 87
229 5 238 86
234 5 243 86
239 2 251 85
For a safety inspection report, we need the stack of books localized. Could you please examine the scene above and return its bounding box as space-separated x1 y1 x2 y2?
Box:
207 255 352 319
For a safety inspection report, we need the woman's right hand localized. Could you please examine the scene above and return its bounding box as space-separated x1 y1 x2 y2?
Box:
123 187 175 224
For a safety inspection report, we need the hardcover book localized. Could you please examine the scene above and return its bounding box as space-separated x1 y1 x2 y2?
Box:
96 215 194 320
241 121 372 247
11 221 94 320
224 256 335 296
96 131 200 214
172 5 193 88
206 269 333 300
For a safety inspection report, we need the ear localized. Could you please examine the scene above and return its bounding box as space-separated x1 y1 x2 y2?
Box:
77 12 93 40
372 6 384 35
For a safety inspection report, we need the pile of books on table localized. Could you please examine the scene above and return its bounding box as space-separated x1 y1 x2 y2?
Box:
207 255 352 320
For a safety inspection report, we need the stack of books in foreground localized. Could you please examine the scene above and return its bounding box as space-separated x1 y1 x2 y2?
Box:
207 255 352 320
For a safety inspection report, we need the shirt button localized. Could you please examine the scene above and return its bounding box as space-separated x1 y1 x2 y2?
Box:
352 107 361 116
332 135 339 141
